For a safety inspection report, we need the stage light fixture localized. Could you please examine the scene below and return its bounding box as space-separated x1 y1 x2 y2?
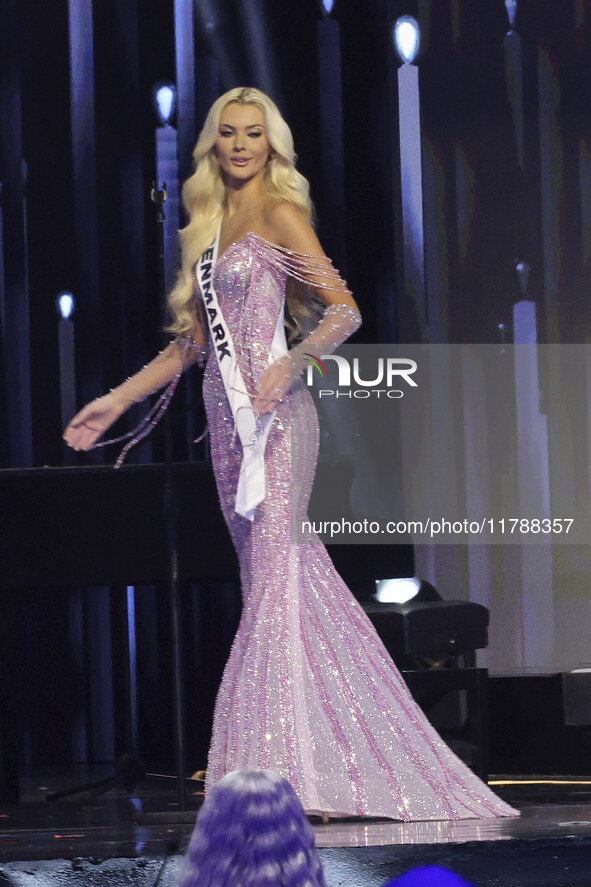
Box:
56 290 75 320
152 82 177 126
393 16 420 65
505 0 517 30
375 576 421 604
321 0 335 13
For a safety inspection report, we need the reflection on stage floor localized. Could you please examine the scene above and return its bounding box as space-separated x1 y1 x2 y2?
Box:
2 768 591 887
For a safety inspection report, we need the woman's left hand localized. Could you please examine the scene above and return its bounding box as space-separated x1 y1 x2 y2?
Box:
252 356 291 416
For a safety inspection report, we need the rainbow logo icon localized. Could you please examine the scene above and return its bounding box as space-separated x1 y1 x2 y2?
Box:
302 353 328 376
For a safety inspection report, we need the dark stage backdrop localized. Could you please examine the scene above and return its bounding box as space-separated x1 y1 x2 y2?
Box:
7 0 591 467
3 0 591 769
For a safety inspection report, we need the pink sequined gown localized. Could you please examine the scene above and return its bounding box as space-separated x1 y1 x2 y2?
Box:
201 234 517 820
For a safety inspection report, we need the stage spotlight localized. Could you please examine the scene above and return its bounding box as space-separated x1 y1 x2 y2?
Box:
321 0 335 13
56 290 75 320
375 577 442 605
152 82 177 126
393 16 420 65
375 577 421 604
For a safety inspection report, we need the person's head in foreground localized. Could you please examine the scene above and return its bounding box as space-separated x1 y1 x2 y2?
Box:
180 769 327 887
384 866 476 887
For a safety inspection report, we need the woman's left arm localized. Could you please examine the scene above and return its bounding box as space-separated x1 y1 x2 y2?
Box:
253 204 361 415
269 202 360 313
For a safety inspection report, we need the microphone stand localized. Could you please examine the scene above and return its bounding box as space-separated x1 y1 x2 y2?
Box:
151 180 188 813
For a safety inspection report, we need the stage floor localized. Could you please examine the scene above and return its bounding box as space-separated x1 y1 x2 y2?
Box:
2 767 591 886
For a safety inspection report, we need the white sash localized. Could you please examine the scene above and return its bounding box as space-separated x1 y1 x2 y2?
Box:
196 227 288 520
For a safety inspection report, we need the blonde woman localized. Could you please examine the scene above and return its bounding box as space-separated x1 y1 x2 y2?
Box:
64 88 517 822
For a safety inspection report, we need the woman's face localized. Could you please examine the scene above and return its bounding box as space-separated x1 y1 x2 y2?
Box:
214 102 271 187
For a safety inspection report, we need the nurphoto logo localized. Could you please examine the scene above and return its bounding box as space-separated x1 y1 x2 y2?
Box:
304 354 418 399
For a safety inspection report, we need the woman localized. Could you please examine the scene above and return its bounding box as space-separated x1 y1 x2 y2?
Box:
179 769 327 887
64 87 517 821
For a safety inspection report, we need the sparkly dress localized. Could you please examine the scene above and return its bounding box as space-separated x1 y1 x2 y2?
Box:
201 233 517 821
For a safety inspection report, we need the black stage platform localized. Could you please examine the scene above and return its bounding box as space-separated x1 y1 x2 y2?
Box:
2 768 591 887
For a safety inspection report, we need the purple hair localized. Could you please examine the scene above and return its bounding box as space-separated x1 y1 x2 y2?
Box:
180 770 327 887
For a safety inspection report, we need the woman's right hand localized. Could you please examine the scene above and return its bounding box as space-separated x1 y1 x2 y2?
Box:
63 392 127 451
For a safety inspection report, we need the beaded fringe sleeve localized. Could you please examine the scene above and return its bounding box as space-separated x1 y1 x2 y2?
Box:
94 236 360 466
247 233 362 371
89 335 206 467
250 232 354 304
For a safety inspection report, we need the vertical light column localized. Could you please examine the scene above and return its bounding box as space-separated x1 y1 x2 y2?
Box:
69 0 114 763
421 141 450 344
56 284 87 760
126 586 139 757
112 0 152 464
56 291 77 466
0 0 32 466
153 86 181 302
537 44 565 342
395 18 466 599
174 0 196 183
513 281 554 669
317 1 347 273
68 0 104 422
394 17 426 341
153 84 200 458
503 0 525 170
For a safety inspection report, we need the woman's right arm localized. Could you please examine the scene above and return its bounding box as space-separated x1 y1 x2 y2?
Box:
63 334 206 451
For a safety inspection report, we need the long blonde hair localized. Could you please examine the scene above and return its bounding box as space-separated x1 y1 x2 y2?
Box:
167 87 315 337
